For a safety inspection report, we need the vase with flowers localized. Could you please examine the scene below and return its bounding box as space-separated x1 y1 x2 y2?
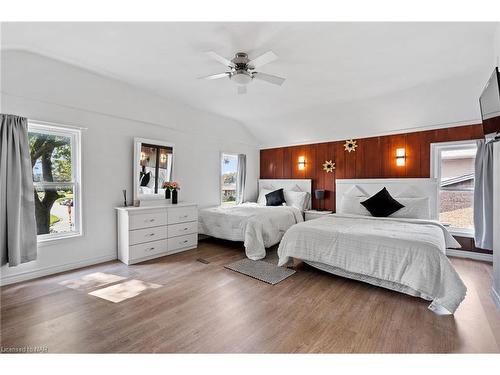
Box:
163 181 180 204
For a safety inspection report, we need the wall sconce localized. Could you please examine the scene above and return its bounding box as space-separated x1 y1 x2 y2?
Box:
396 148 406 166
298 156 306 170
160 153 167 163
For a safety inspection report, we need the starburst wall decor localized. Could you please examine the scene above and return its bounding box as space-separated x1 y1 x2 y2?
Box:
322 160 335 173
344 139 358 153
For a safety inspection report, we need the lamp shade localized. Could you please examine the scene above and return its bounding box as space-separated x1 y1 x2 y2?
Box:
315 189 325 200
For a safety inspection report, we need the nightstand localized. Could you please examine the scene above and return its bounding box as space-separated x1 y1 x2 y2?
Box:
304 210 333 221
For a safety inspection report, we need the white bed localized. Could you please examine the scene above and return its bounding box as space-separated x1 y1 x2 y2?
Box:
277 178 467 314
198 179 311 260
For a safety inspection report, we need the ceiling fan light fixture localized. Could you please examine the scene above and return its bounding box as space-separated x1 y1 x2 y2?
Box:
231 70 253 85
203 50 285 91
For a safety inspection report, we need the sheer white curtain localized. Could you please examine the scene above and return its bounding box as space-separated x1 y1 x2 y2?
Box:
0 114 37 266
236 154 246 204
474 139 494 250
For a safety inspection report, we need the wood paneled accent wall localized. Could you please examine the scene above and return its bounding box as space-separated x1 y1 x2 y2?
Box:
260 124 484 212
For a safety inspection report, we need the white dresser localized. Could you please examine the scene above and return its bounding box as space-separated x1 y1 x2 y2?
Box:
115 202 198 265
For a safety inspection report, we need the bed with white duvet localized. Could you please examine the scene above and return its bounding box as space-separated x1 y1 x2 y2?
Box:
199 179 311 260
278 178 467 314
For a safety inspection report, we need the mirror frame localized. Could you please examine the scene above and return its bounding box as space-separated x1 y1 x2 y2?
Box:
133 137 175 203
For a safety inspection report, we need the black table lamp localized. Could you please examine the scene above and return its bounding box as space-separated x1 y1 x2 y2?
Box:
315 189 325 211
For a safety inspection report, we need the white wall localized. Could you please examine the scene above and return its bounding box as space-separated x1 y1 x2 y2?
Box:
494 23 500 68
493 142 500 308
0 50 260 284
257 71 489 148
492 23 500 306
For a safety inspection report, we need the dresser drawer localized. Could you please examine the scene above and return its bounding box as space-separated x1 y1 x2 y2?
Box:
129 226 168 245
167 206 197 224
129 239 168 260
129 211 167 230
168 221 197 238
167 233 197 252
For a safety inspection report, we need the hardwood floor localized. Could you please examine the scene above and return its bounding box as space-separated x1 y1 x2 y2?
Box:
1 238 499 353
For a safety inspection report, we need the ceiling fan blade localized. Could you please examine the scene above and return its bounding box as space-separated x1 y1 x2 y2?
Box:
253 72 285 86
198 72 230 80
237 86 247 95
249 51 278 68
206 51 235 68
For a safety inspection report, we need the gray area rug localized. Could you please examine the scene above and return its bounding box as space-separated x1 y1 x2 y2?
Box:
224 248 295 285
261 247 280 265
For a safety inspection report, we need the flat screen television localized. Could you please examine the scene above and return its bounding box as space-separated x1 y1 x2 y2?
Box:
479 67 500 138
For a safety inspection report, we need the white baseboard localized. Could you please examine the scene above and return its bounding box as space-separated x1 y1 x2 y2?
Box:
0 254 117 286
446 249 493 262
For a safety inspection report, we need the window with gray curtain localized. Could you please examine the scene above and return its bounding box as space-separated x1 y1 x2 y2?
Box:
28 122 82 240
236 154 246 204
431 140 477 236
0 114 37 266
221 153 246 205
474 139 494 250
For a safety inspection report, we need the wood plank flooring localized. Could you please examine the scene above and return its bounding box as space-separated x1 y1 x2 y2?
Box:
1 238 499 353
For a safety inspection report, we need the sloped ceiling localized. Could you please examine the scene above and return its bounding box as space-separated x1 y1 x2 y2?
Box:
1 22 497 147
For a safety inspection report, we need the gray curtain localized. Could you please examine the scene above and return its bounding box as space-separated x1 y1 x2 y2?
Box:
0 114 37 266
474 139 494 250
236 154 247 205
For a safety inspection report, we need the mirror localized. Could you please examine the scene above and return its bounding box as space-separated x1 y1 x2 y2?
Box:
133 138 174 202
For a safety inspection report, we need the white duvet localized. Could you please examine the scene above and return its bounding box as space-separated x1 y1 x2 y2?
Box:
199 203 303 260
277 213 467 314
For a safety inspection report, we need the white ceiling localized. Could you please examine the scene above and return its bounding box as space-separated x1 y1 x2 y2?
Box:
1 22 497 147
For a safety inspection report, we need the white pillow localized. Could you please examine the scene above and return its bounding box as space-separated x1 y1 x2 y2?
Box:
344 185 369 197
146 171 155 189
339 195 371 216
284 190 310 211
390 197 430 219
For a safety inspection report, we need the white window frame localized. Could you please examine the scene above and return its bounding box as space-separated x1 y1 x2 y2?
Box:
430 140 477 237
28 121 82 242
220 152 239 206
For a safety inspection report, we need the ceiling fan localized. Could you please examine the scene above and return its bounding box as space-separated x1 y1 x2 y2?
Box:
200 51 286 94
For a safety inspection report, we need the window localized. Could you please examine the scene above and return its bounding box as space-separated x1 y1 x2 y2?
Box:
28 122 81 241
221 153 239 205
431 140 477 235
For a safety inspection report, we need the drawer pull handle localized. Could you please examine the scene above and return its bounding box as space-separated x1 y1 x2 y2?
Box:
147 219 155 222
147 247 155 251
182 240 188 244
183 227 189 231
180 215 188 219
147 233 155 237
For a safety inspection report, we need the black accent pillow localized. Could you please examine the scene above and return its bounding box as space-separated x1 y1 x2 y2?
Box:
265 188 286 206
140 171 151 187
360 187 404 217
